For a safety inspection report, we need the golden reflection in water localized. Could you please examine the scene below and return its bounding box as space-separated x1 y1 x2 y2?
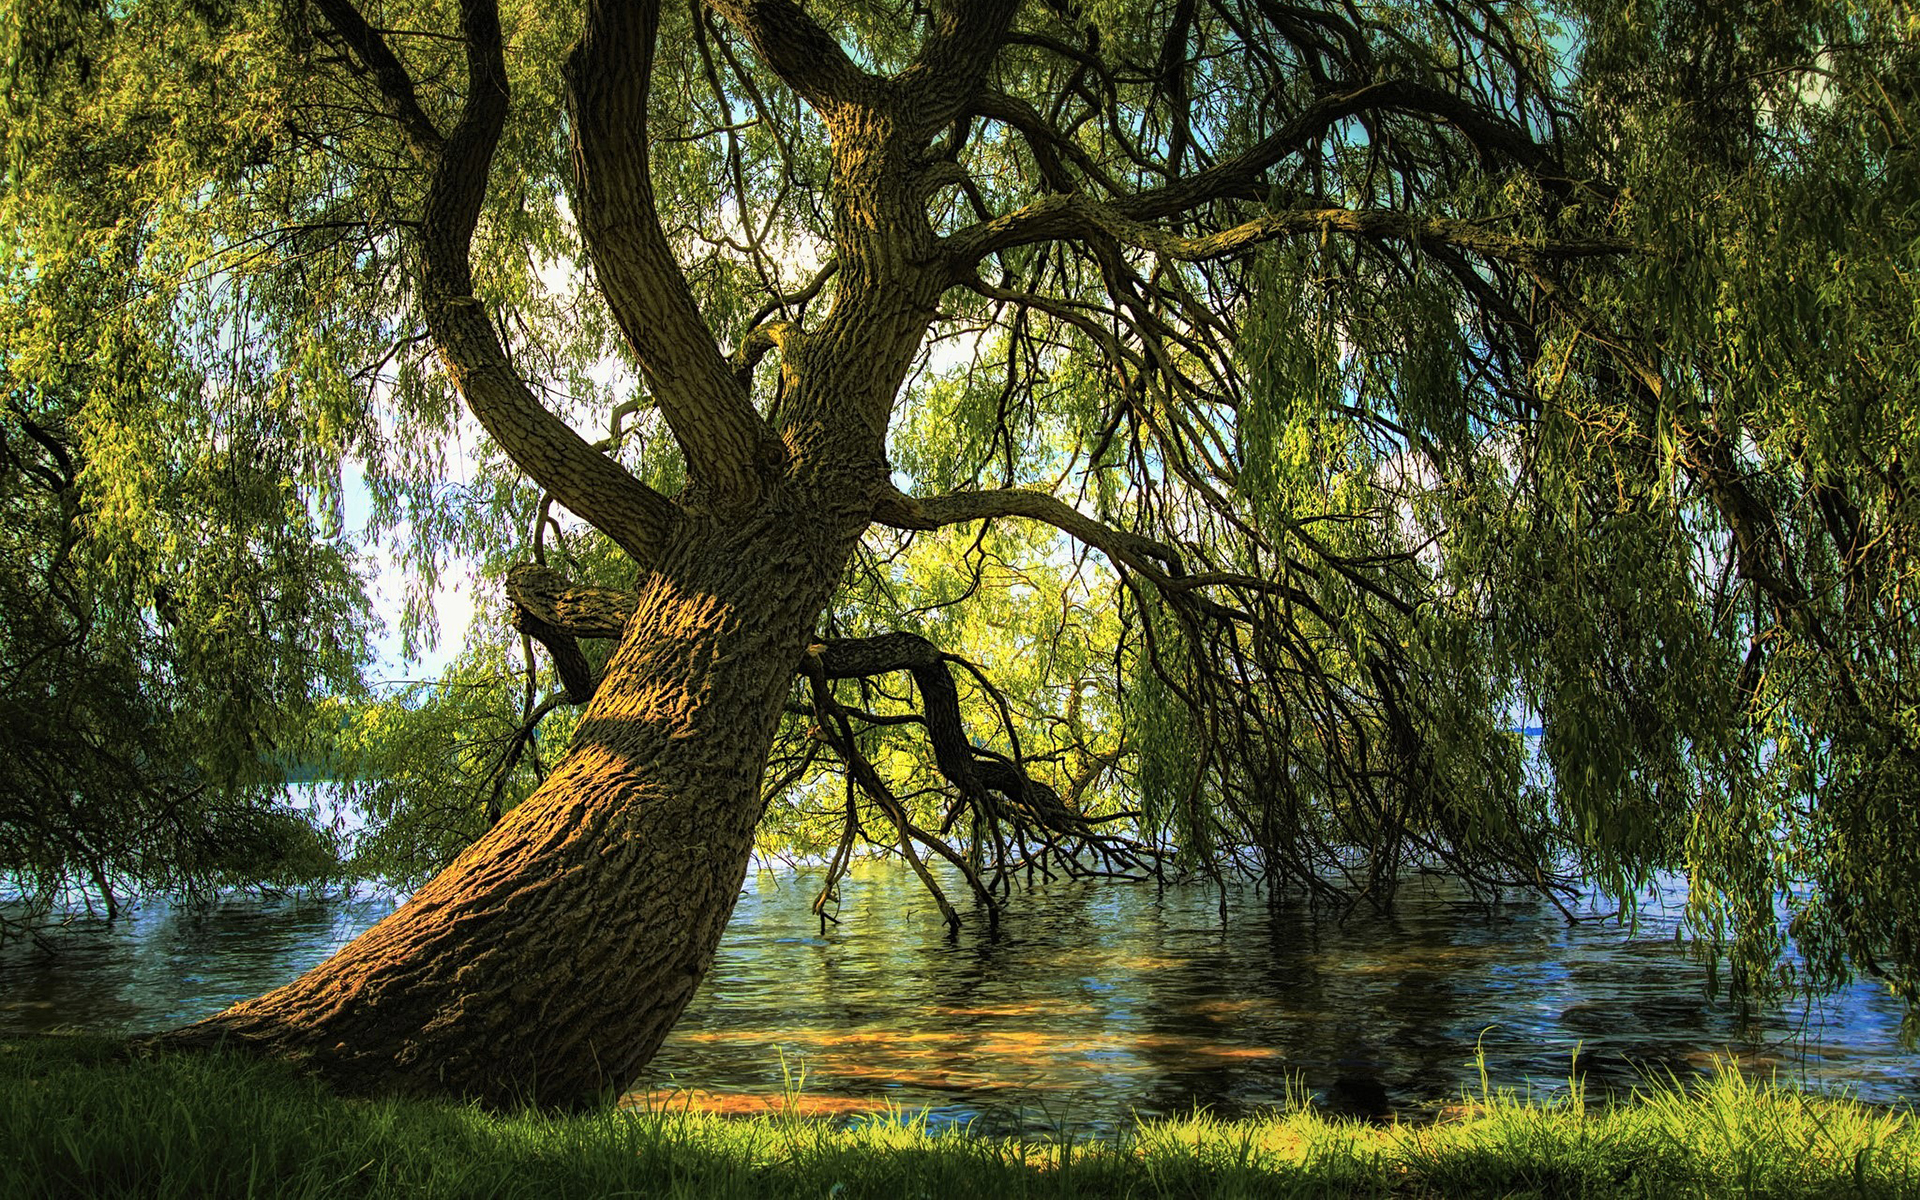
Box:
622 1089 898 1118
926 1002 1098 1018
1098 954 1177 973
1185 997 1277 1017
630 1021 1287 1108
1304 942 1498 975
677 1025 1280 1060
628 863 1915 1128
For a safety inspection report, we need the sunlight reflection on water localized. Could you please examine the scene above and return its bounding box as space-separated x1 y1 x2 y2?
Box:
3 860 1915 1132
641 862 1917 1130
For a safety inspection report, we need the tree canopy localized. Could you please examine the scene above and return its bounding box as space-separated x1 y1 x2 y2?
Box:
0 41 375 930
2 0 1917 1102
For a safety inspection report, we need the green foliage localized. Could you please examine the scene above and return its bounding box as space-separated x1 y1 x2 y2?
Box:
327 633 585 889
0 387 366 923
0 0 380 924
6 1033 1918 1199
6 0 1920 1026
1549 0 1920 1006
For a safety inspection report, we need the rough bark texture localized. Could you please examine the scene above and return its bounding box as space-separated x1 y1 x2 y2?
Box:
150 0 1606 1109
153 0 987 1112
161 496 872 1109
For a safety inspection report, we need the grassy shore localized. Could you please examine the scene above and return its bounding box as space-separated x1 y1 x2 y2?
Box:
4 1033 1915 1198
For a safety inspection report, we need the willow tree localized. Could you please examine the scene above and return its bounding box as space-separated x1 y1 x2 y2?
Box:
0 401 363 936
0 33 373 936
5 0 1916 1106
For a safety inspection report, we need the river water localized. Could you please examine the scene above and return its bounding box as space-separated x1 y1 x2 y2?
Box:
3 860 1915 1131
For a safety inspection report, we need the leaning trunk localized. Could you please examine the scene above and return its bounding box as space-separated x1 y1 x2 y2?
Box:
160 503 862 1109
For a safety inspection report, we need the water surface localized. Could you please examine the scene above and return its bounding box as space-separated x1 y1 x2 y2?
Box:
3 861 1914 1132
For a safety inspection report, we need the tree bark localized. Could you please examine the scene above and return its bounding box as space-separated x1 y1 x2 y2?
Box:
154 0 1028 1114
158 497 869 1110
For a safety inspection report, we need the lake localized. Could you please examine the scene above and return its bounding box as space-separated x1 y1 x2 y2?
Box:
3 860 1915 1132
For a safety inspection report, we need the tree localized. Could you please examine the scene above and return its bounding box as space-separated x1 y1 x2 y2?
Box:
3 0 1914 1107
0 214 373 935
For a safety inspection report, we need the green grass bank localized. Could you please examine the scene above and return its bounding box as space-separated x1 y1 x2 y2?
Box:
5 1033 1915 1198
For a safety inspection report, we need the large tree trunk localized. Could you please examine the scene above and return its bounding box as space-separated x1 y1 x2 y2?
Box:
160 501 865 1109
158 0 1015 1112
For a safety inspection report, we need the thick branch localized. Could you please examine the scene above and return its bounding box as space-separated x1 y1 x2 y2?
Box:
506 564 637 640
896 0 1021 143
569 0 781 506
508 610 598 705
943 77 1572 271
310 0 446 156
730 321 803 388
417 0 678 562
505 565 607 702
702 0 877 113
873 485 1325 618
1120 78 1559 222
874 485 1179 579
948 194 1634 272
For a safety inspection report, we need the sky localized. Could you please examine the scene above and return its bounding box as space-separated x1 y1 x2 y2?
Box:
339 460 476 688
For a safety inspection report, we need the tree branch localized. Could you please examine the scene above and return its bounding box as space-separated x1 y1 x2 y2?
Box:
872 485 1326 616
896 0 1021 143
942 76 1574 272
803 632 1156 896
310 0 446 156
508 607 599 705
947 193 1634 273
971 88 1124 195
702 0 878 113
874 484 1179 577
737 259 838 335
1118 77 1560 222
568 0 782 508
416 0 679 563
730 320 803 389
803 657 967 932
505 564 636 640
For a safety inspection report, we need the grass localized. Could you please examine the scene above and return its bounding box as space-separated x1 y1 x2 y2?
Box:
4 1032 1916 1198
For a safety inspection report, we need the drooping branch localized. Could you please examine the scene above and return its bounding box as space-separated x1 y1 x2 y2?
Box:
802 658 968 932
1113 75 1559 219
736 259 839 337
308 0 446 156
1114 77 1563 220
873 486 1177 577
942 66 1578 275
568 0 783 508
502 561 1155 887
872 485 1322 615
803 631 1158 899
